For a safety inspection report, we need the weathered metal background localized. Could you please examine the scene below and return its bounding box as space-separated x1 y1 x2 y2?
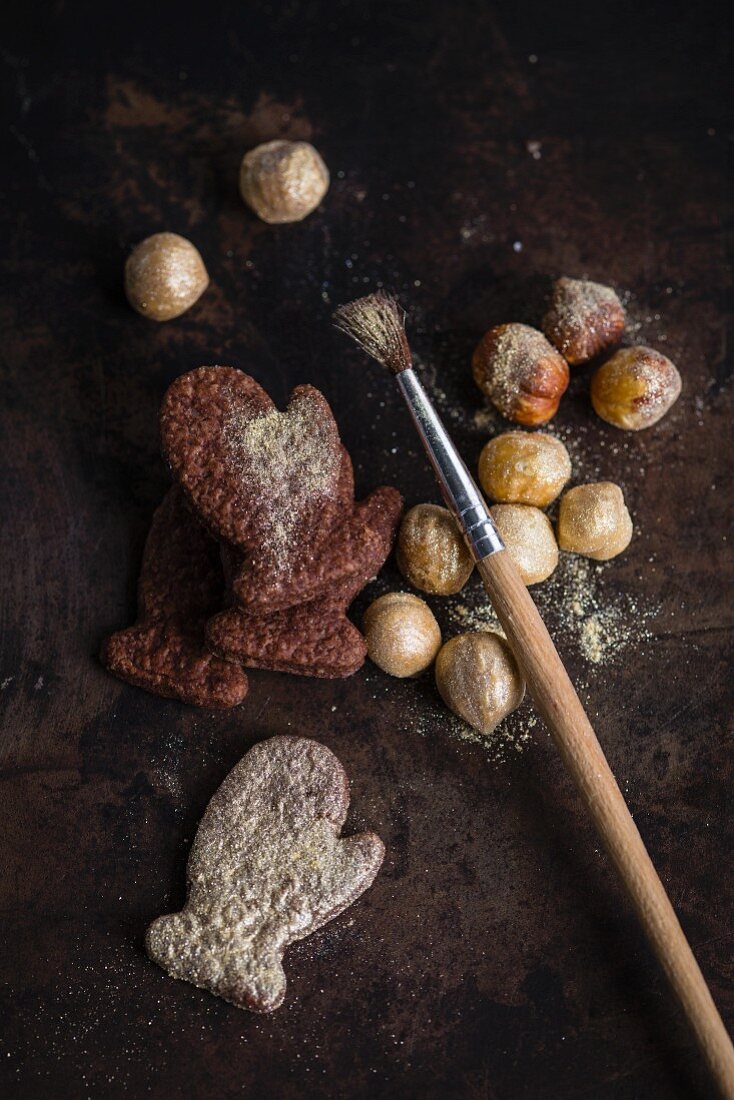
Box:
1 2 731 1096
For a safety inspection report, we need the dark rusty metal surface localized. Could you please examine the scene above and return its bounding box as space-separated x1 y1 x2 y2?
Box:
0 2 731 1097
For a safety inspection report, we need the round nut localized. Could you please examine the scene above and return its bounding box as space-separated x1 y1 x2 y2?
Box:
542 276 625 365
591 346 681 430
363 592 441 678
489 504 559 585
478 431 571 507
557 482 633 561
124 232 209 321
396 503 474 595
239 140 329 224
472 323 569 426
435 632 525 736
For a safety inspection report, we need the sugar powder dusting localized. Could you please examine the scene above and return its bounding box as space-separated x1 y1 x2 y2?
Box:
225 393 341 569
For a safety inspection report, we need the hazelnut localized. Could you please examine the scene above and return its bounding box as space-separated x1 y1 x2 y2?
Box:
435 632 525 736
489 504 559 585
124 232 209 321
363 593 441 678
543 276 625 365
557 482 633 560
478 431 571 507
396 503 474 595
472 323 569 426
591 346 681 430
239 140 329 224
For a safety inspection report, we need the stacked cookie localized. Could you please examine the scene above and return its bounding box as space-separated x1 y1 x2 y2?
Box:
102 367 403 707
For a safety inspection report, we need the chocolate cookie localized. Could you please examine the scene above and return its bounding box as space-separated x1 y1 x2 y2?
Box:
227 485 403 613
206 597 367 678
101 488 249 708
160 367 345 583
146 736 385 1012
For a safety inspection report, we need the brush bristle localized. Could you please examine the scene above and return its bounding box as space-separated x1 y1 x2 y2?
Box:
333 291 412 374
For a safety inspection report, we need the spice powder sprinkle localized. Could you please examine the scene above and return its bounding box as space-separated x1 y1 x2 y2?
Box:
225 396 342 570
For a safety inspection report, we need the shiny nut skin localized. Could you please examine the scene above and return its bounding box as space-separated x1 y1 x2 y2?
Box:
478 431 571 507
557 482 633 560
396 503 474 595
435 632 525 736
239 140 329 224
591 345 681 430
543 276 625 365
363 592 441 678
124 232 209 321
489 504 559 585
472 323 569 426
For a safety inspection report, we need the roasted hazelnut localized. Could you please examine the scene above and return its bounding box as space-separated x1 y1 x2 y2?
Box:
396 503 474 595
478 431 571 508
239 140 329 224
124 232 209 321
363 592 441 678
435 632 525 736
543 276 625 365
489 504 559 585
591 346 681 430
557 482 633 561
472 323 569 426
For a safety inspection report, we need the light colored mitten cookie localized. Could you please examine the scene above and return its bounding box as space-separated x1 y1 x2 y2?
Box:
146 736 384 1012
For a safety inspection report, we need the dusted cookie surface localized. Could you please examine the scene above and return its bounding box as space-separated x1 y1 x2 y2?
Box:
146 736 384 1012
161 367 344 586
226 482 403 614
101 488 248 708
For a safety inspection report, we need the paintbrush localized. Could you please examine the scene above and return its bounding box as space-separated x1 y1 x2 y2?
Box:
334 291 734 1099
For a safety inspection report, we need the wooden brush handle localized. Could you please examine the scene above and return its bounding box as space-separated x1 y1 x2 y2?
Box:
477 550 734 1098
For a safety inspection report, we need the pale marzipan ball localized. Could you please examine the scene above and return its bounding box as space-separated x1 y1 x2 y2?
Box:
435 632 525 735
363 593 442 678
396 503 474 595
490 504 559 585
239 140 329 224
557 482 633 560
478 431 571 507
124 232 209 321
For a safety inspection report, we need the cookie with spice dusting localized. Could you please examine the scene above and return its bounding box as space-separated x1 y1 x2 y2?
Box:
160 367 346 584
101 487 249 708
146 735 385 1012
220 443 353 610
225 483 403 613
211 487 402 674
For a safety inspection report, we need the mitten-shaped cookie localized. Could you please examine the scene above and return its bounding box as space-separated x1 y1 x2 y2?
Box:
160 368 346 590
209 487 402 676
146 736 384 1011
225 484 403 614
206 595 368 677
101 488 249 708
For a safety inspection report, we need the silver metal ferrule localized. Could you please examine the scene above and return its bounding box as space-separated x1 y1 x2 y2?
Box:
396 368 504 561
